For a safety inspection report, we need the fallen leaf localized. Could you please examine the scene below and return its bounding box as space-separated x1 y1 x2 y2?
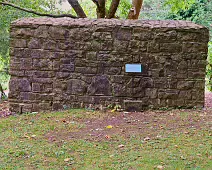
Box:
31 135 36 138
180 156 186 160
105 135 110 139
118 144 125 148
106 125 113 129
64 158 71 162
23 134 30 139
144 137 150 141
157 165 164 169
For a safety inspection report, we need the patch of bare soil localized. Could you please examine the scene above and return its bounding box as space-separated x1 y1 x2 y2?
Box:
46 108 212 143
45 92 212 142
0 100 12 118
205 91 212 108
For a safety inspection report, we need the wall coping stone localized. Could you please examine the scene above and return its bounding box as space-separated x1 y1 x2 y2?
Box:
11 18 208 31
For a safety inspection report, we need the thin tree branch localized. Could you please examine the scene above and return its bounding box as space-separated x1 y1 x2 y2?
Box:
91 0 100 9
91 0 101 18
107 0 120 19
67 0 86 18
0 1 78 18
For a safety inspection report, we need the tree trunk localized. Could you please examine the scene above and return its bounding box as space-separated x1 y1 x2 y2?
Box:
96 0 106 18
128 0 143 19
107 0 120 19
67 0 87 18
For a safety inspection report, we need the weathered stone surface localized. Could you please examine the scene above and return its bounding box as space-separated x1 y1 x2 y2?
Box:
66 79 87 95
9 18 209 112
158 89 179 99
155 30 177 42
160 43 182 53
177 81 195 90
124 100 144 112
28 38 41 49
34 26 49 38
11 39 27 48
33 59 52 70
148 41 160 53
10 78 31 92
88 75 111 95
116 27 132 41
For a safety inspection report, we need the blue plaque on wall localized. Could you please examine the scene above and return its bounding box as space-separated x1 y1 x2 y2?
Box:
125 64 142 73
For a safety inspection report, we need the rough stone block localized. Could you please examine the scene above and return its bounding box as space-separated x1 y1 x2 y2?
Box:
116 27 132 41
160 43 182 53
11 39 27 48
124 100 144 112
28 38 41 49
66 79 87 95
33 59 53 70
177 81 195 90
88 75 112 95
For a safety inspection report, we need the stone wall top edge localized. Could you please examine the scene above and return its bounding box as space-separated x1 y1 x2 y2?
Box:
11 17 207 30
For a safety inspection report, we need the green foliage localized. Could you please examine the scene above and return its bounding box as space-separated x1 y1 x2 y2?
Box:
110 0 131 19
166 0 212 30
164 0 196 13
141 0 169 20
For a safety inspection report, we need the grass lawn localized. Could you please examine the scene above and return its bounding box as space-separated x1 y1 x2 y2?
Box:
0 109 211 169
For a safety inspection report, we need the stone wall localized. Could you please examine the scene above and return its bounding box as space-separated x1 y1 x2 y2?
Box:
9 18 209 112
